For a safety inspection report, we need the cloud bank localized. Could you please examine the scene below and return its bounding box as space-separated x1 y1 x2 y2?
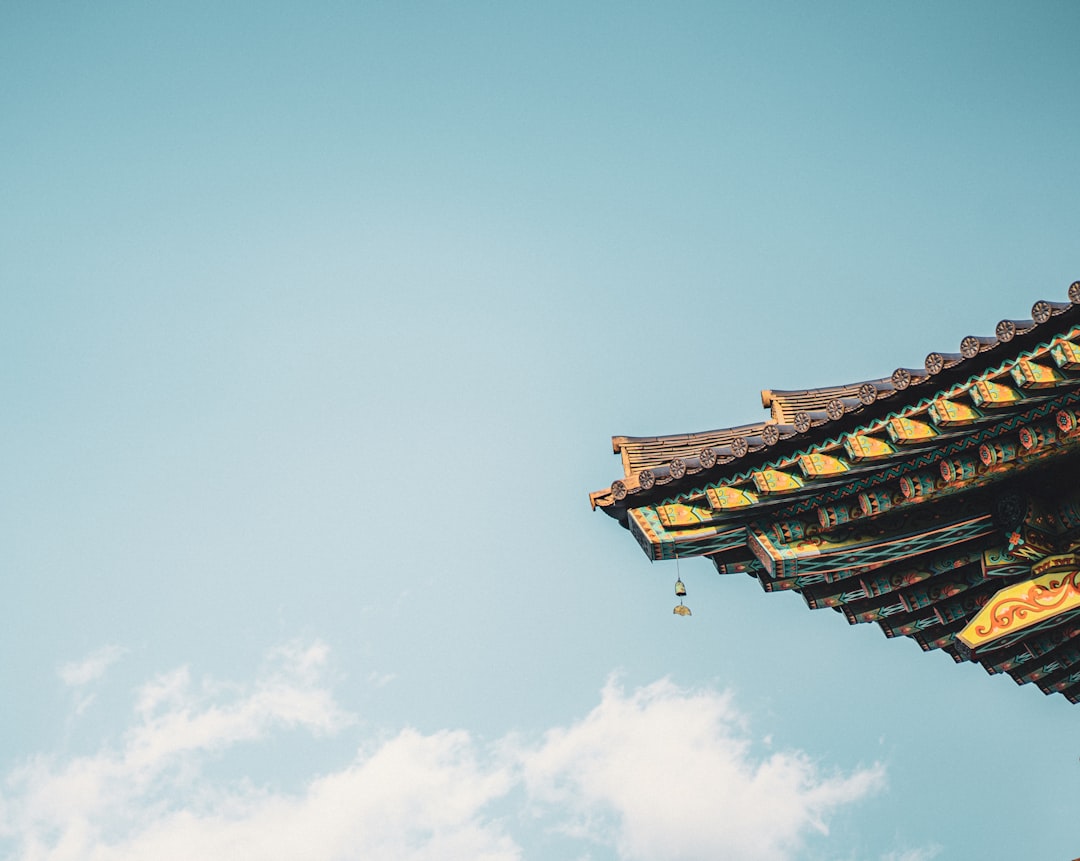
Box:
521 678 884 860
3 643 885 861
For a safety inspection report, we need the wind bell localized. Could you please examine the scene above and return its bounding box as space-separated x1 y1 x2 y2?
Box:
674 579 691 615
673 550 691 615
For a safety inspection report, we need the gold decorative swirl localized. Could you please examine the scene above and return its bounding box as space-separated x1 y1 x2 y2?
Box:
974 571 1080 637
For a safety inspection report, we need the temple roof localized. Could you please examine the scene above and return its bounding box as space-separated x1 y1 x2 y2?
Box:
591 281 1080 704
592 286 1080 513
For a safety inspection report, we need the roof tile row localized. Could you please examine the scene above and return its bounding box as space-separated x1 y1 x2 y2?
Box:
594 284 1080 509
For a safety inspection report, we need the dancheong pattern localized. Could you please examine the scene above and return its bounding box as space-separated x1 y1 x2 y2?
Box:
591 284 1080 703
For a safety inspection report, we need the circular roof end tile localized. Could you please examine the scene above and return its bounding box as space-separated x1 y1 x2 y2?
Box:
996 319 1017 342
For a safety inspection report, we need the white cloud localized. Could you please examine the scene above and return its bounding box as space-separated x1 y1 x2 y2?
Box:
56 728 520 861
58 645 127 688
58 645 129 718
521 678 885 861
122 640 352 777
3 641 513 861
366 670 397 688
2 649 885 861
881 846 943 861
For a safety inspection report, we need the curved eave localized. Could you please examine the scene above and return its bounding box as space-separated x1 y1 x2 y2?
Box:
592 286 1080 519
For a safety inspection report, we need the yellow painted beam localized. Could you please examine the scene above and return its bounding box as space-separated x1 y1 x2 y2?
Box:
958 555 1080 650
1051 339 1080 370
1010 357 1066 388
886 416 938 444
751 469 804 494
968 378 1023 408
705 486 758 510
844 434 896 460
929 398 982 427
657 504 715 528
797 452 849 478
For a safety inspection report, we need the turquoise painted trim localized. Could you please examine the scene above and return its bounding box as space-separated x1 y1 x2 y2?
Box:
653 326 1080 508
658 388 1080 516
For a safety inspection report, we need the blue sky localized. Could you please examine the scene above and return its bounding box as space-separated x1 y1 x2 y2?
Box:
2 3 1079 859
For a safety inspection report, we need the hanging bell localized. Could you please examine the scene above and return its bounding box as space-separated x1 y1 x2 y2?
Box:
673 601 692 616
675 578 687 597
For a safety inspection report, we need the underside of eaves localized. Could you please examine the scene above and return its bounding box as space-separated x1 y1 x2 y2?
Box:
591 282 1080 703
